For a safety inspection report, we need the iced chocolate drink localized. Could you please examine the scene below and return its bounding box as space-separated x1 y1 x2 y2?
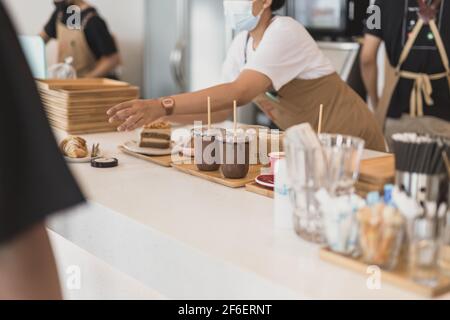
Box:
193 128 222 172
220 132 250 179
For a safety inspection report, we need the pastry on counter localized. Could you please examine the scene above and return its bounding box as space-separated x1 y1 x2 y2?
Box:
60 136 89 158
139 121 172 149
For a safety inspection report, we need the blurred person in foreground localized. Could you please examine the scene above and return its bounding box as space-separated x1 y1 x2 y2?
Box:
0 3 85 300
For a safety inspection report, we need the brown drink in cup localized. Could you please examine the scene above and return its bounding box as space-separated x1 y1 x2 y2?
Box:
193 128 222 172
220 131 250 179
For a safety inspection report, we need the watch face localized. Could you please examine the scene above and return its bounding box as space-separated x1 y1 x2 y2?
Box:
162 98 175 108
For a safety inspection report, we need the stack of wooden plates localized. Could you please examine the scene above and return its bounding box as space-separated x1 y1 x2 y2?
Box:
37 79 139 134
356 155 396 197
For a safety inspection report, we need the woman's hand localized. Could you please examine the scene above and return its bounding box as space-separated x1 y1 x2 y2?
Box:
107 99 165 132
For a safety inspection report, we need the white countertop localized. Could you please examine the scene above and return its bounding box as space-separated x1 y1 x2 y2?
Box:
49 127 449 300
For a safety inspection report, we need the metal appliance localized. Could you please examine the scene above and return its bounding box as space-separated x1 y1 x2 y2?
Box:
286 0 371 40
143 0 226 99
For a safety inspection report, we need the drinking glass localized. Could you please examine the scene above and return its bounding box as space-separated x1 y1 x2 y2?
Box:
319 134 365 196
285 134 365 244
439 206 450 277
409 219 440 286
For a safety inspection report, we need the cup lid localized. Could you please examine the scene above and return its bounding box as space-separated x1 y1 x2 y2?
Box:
192 127 223 137
217 130 250 143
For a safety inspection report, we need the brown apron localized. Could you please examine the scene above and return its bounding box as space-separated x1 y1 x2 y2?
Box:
56 11 97 77
252 73 386 152
375 18 450 128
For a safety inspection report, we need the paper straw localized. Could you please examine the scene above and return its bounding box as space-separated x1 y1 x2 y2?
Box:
233 100 237 135
207 96 211 130
318 104 324 134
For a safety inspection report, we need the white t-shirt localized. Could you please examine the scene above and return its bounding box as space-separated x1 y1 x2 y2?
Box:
222 16 335 91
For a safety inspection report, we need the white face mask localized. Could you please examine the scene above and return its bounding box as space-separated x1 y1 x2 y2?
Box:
224 0 263 33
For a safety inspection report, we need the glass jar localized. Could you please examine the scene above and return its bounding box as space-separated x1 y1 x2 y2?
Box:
358 206 405 270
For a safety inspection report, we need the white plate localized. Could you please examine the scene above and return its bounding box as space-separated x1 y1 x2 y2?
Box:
255 174 275 189
123 140 174 156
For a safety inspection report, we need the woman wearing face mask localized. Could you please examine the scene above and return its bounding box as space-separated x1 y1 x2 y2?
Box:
40 0 121 78
108 0 386 152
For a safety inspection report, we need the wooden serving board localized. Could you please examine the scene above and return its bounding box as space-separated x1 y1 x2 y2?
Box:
118 146 190 168
359 155 395 186
245 182 274 199
171 163 263 188
320 248 450 298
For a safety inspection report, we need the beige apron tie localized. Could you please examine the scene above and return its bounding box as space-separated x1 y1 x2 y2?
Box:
399 70 448 116
398 19 450 117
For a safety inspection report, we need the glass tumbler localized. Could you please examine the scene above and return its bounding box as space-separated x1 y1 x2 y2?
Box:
285 143 326 243
439 207 450 277
285 134 365 244
318 134 365 196
285 134 364 244
409 219 440 286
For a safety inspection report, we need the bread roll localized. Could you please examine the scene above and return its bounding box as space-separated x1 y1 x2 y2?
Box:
60 136 89 158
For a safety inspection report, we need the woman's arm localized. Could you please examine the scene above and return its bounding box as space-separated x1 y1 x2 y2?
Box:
107 69 272 131
165 109 233 125
84 53 121 78
360 34 382 109
0 223 62 300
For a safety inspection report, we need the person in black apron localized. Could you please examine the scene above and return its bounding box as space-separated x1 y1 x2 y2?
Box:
40 0 120 78
0 3 84 299
361 0 450 148
108 0 386 151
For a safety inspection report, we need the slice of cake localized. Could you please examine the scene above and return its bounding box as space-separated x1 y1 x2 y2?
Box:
139 121 172 149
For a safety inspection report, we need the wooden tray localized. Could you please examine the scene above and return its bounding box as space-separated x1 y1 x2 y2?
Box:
118 146 190 168
172 163 262 188
359 155 395 186
39 88 139 102
245 182 274 198
320 248 450 298
355 180 385 198
37 78 132 91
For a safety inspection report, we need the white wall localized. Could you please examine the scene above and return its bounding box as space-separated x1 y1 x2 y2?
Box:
3 0 145 88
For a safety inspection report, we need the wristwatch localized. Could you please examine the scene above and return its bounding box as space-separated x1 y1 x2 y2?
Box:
160 97 175 116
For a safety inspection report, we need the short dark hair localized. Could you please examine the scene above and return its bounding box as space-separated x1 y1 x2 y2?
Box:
271 0 286 11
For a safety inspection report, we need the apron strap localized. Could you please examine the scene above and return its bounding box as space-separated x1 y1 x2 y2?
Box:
56 9 97 30
429 19 450 74
396 18 424 72
81 11 97 30
244 32 250 65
